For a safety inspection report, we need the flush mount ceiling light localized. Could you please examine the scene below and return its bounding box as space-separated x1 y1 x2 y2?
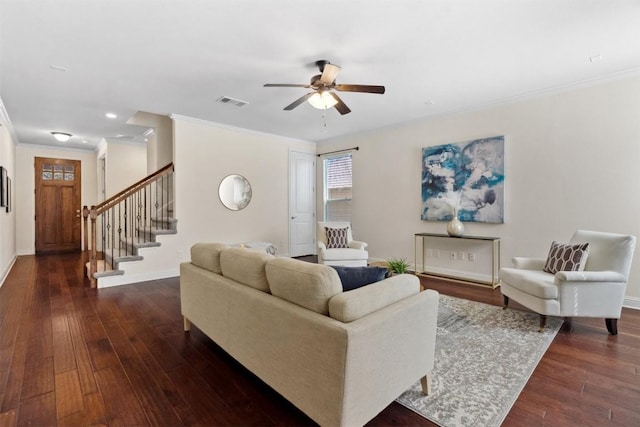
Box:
308 90 338 110
105 112 117 119
51 132 72 142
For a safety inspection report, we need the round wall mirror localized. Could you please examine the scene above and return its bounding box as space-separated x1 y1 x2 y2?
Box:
218 174 252 211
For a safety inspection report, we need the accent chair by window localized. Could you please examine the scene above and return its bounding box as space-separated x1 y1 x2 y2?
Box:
317 221 368 267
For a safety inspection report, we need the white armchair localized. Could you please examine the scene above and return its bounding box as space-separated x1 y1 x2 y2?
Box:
500 230 636 334
317 221 369 267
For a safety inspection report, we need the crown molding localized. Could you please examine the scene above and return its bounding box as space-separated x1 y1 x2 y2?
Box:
0 96 20 145
15 141 99 154
318 67 640 146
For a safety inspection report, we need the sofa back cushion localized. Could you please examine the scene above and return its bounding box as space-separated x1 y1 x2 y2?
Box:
266 258 342 315
190 242 228 274
220 248 274 292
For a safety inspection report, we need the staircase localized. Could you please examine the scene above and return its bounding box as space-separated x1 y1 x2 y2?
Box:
83 163 176 288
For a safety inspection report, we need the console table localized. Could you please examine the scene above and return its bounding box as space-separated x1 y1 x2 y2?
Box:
414 233 501 288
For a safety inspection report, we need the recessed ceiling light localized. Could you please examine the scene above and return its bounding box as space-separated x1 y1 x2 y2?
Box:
50 65 68 72
51 132 72 142
589 54 603 63
82 139 88 144
105 112 117 119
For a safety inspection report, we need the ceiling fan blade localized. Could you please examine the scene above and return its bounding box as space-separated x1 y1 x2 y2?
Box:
335 84 386 94
284 92 315 110
264 83 311 88
320 63 341 84
330 93 351 115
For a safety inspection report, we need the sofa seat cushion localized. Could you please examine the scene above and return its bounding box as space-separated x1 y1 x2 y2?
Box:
190 242 228 274
328 274 420 322
220 248 274 292
266 258 342 315
500 268 558 299
331 266 388 291
321 248 369 261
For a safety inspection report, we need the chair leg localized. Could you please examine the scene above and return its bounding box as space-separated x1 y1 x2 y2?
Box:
605 318 618 335
538 315 546 332
502 295 509 310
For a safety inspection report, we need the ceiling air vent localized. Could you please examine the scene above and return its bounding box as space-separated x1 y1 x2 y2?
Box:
216 96 249 107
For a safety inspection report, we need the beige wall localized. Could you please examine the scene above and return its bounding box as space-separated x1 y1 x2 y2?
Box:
173 117 315 260
0 124 16 284
127 111 173 173
100 140 147 198
318 74 640 305
15 145 98 255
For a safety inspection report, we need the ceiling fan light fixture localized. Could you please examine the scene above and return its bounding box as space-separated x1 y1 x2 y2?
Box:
308 91 338 110
51 131 72 142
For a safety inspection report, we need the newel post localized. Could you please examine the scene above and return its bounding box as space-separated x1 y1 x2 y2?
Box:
90 206 98 288
82 206 90 256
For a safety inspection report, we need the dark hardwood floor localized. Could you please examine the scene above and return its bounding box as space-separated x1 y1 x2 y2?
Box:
0 253 638 426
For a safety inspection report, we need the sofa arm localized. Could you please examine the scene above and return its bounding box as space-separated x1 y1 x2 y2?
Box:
349 240 368 250
328 274 420 322
512 257 546 270
339 289 439 425
317 241 327 251
555 270 626 283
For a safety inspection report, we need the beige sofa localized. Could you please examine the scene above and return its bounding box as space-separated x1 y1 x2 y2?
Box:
180 243 439 427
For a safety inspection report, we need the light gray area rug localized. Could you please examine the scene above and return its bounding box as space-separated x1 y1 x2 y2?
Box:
396 295 562 427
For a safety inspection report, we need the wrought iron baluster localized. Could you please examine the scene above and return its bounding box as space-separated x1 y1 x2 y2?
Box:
144 186 148 242
118 202 122 257
161 175 165 227
100 212 105 273
137 190 142 243
111 207 115 270
155 178 159 230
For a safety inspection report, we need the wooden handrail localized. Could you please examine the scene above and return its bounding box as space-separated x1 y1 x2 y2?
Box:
94 162 174 215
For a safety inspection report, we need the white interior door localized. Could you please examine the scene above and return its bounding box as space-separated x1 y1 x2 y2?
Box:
289 151 315 257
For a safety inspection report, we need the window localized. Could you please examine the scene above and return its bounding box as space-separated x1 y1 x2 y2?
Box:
323 153 352 221
42 163 74 181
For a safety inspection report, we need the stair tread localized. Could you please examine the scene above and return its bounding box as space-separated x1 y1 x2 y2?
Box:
106 253 144 262
85 260 124 279
148 228 177 235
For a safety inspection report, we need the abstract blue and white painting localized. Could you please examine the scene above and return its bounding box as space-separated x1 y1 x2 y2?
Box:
421 136 504 223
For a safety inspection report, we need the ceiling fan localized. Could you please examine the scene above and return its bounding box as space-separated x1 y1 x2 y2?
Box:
264 60 385 115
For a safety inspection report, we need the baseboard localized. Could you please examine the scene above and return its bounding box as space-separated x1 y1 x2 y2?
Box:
623 296 640 310
97 268 179 288
0 255 17 288
419 266 493 285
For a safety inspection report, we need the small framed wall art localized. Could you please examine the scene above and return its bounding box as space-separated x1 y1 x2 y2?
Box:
0 166 6 208
6 176 10 213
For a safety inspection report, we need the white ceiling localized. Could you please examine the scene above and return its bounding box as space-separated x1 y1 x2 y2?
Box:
1 0 639 151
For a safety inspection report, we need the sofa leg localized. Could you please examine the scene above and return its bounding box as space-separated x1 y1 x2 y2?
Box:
605 318 618 335
539 315 546 332
420 371 433 395
502 295 509 309
183 316 191 332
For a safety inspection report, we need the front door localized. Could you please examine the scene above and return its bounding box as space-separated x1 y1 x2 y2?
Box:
289 151 316 257
35 157 82 253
